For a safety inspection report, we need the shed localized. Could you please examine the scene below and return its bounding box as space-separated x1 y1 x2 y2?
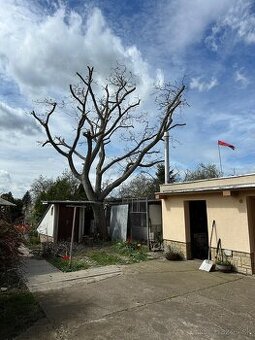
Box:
0 197 16 220
37 198 162 245
109 199 162 243
0 197 16 206
156 173 255 275
37 201 95 243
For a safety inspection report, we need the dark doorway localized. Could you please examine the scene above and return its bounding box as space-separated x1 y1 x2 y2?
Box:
57 205 80 242
83 206 94 236
189 200 208 259
247 197 255 274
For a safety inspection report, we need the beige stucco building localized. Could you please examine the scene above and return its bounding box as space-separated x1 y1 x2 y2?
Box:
157 174 255 275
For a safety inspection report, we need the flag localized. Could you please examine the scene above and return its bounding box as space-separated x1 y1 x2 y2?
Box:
218 140 235 150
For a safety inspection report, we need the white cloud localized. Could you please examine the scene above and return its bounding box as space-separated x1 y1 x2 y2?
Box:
190 77 218 92
0 2 158 101
234 70 250 87
0 1 169 196
0 102 40 135
0 170 12 194
155 0 233 54
206 0 255 50
155 68 165 87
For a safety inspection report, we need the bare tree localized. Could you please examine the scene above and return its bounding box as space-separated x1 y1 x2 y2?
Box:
184 163 220 181
31 66 185 238
118 174 157 199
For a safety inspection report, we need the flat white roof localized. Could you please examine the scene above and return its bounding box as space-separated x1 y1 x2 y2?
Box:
160 173 255 195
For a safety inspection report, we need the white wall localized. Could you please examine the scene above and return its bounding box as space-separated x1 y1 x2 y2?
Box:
37 204 55 237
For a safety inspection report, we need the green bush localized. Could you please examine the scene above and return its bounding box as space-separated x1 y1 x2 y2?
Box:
29 235 40 245
113 241 148 262
41 241 77 258
165 246 184 261
28 227 38 238
0 220 23 271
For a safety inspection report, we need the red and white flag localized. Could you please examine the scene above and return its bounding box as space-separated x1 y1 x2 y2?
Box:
217 140 235 150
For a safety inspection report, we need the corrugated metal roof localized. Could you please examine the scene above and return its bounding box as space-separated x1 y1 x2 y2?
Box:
0 197 16 206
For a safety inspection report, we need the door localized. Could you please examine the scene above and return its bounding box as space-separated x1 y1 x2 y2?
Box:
57 205 79 242
189 200 208 259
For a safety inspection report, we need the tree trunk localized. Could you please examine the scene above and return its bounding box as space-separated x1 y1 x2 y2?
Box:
91 203 107 239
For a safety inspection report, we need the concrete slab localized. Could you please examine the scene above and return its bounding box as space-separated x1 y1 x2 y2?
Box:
18 258 255 340
22 255 122 292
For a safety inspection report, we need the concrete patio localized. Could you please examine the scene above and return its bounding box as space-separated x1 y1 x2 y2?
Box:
18 257 255 340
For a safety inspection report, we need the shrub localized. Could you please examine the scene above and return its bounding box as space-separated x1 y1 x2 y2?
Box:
114 240 144 253
0 219 23 271
29 235 41 245
41 241 78 258
165 246 184 261
113 240 148 262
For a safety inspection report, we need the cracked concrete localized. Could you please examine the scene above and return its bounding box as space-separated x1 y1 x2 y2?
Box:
17 259 255 340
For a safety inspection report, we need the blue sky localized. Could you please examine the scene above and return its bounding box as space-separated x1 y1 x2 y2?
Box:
0 0 255 197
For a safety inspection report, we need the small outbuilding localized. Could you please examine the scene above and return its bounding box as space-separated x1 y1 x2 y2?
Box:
0 197 16 220
37 199 162 245
37 201 95 243
156 173 255 275
0 197 16 207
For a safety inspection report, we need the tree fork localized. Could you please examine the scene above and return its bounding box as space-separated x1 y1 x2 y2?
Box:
31 65 186 239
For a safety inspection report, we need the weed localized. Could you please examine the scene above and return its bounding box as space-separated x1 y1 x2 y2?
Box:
113 241 149 263
86 251 125 266
47 257 89 272
46 241 149 272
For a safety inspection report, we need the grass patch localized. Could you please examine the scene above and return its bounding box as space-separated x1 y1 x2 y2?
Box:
0 271 43 339
43 241 150 272
113 241 149 263
86 250 125 266
47 256 90 272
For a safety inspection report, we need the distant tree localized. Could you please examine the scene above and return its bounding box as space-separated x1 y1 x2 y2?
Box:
30 171 87 223
30 175 54 203
119 174 157 199
0 192 23 223
31 65 186 237
184 163 220 181
22 191 32 223
155 164 178 185
118 165 179 199
22 191 31 208
73 183 88 200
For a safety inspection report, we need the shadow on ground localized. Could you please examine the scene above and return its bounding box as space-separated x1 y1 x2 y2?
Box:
17 259 255 340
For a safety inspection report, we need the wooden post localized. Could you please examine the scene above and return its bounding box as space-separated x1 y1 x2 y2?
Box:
146 198 150 249
69 206 77 268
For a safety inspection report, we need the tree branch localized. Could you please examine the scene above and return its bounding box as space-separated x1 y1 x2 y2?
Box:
31 104 68 158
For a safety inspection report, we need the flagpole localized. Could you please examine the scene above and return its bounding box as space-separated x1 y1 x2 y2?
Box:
218 144 223 176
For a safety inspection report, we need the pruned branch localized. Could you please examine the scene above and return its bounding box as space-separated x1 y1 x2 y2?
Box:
31 65 186 206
